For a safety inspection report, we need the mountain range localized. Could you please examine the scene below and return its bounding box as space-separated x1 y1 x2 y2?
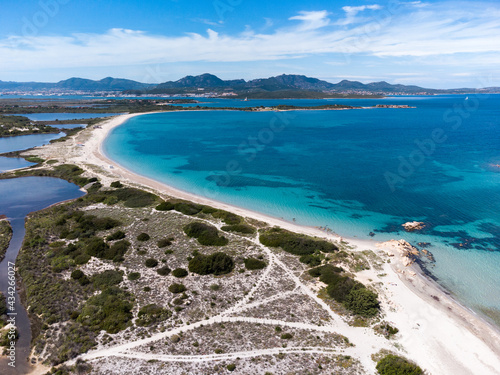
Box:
1 73 498 97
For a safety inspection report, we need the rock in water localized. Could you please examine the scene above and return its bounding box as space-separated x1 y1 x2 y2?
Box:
402 221 425 232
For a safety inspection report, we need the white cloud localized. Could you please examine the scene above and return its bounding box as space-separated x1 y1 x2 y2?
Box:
342 5 382 17
338 4 382 25
289 10 330 30
0 3 499 75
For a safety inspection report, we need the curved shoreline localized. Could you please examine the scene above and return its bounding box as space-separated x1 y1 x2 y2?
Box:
23 111 500 374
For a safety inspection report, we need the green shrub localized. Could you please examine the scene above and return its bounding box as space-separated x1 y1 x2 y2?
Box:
71 269 85 280
127 272 141 281
201 206 218 214
227 364 236 371
84 237 109 257
91 217 121 231
155 201 174 211
137 233 150 242
210 283 220 291
326 276 361 303
157 265 171 276
308 266 323 278
92 270 123 290
344 288 380 317
77 287 133 334
280 333 293 340
188 252 234 276
104 196 119 205
173 201 202 215
87 182 102 193
70 269 90 285
157 237 174 248
211 210 242 225
172 268 188 278
108 240 130 259
110 181 123 188
51 255 74 272
136 304 171 326
260 228 338 256
221 224 255 234
184 222 228 246
376 354 423 375
375 323 400 338
121 189 158 208
321 270 345 288
169 283 186 294
145 258 158 268
299 254 322 267
244 258 267 270
106 230 126 241
73 254 91 265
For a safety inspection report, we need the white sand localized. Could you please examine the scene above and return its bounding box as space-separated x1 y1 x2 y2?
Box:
25 112 500 374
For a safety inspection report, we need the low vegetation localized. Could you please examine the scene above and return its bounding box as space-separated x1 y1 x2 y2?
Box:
260 227 338 255
184 222 228 246
136 304 172 326
188 251 234 276
244 257 267 270
309 265 380 317
169 283 186 294
0 219 13 262
0 114 59 137
221 223 256 234
77 286 134 334
172 268 188 278
376 354 423 375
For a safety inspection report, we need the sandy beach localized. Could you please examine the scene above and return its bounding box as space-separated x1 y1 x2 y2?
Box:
23 112 500 374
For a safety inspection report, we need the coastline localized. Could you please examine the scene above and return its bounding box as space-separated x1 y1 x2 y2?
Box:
22 112 500 374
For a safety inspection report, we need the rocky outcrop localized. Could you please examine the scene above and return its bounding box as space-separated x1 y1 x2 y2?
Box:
378 239 420 266
402 221 426 232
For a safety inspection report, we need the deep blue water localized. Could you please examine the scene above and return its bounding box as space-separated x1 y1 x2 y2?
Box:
104 94 500 321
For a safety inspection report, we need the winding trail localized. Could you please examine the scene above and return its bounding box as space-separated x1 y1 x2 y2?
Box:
73 232 390 374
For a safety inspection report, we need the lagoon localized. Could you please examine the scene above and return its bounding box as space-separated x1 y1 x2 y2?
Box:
0 177 84 374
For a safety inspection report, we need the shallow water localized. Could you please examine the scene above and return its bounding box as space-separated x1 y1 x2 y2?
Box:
104 94 500 322
0 132 64 154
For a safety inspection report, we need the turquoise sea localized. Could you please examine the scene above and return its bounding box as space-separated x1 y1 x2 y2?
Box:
103 95 500 323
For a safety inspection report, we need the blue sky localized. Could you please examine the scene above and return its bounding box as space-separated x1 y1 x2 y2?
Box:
0 0 499 88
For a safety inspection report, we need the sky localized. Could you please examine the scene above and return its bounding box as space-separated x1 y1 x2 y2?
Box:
0 0 499 88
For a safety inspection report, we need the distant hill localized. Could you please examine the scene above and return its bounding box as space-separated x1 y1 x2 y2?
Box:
1 73 499 97
57 77 155 91
0 77 154 92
